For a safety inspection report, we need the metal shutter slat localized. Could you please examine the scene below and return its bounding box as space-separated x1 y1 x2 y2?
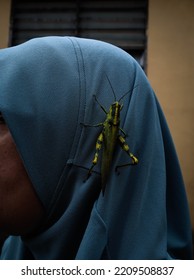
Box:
11 0 147 67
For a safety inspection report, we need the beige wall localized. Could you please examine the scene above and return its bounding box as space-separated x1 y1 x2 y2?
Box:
147 0 194 228
0 0 11 48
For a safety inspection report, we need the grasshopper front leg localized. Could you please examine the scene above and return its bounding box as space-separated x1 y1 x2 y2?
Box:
93 95 108 115
115 134 138 173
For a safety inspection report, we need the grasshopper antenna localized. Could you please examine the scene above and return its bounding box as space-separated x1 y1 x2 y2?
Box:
118 89 131 102
118 84 139 102
105 73 117 101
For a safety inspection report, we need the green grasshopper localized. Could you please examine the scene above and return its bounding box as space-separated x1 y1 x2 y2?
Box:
82 75 138 194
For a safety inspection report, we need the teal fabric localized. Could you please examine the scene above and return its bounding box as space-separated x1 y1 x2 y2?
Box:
0 37 192 259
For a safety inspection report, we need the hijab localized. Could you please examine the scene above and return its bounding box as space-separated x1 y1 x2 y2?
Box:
0 36 192 259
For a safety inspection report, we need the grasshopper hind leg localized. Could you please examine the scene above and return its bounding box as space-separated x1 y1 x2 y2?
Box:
84 132 104 182
115 135 138 175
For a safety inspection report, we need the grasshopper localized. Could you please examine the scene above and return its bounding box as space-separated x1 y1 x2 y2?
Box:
82 74 138 194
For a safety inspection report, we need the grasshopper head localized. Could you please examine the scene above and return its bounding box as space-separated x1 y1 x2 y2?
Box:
112 102 123 112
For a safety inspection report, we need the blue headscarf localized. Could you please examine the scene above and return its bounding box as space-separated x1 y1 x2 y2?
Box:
0 37 192 259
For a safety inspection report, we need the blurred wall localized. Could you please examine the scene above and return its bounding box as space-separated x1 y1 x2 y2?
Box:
0 0 11 48
147 0 194 228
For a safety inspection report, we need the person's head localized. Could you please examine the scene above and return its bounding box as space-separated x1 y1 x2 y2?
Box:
0 37 139 237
